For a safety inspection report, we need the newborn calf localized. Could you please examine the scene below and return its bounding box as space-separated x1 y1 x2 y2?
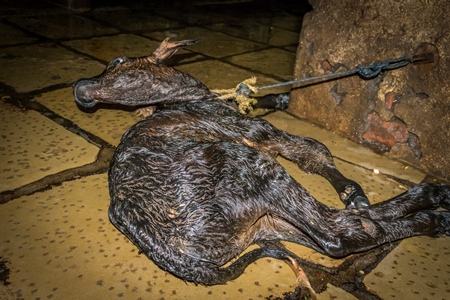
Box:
73 38 450 298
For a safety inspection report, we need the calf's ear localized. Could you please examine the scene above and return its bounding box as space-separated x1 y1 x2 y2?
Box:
151 37 198 64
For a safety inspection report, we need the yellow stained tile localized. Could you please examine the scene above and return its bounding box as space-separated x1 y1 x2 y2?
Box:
144 27 266 58
207 22 300 47
35 88 140 146
63 34 161 63
317 284 358 300
0 22 37 46
155 6 239 27
63 34 205 65
7 14 118 39
364 236 450 299
227 48 296 79
175 60 290 95
266 28 300 47
90 10 184 32
0 44 105 93
0 101 98 192
269 13 303 32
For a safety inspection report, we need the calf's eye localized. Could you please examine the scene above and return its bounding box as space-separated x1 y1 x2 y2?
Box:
107 57 129 69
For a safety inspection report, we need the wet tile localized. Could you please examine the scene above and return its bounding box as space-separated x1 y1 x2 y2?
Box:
63 34 205 65
7 14 118 39
90 9 184 32
0 44 105 93
237 10 302 33
227 48 296 80
317 284 358 299
0 174 300 300
167 49 209 65
0 43 105 93
0 101 98 192
0 0 66 16
284 44 298 52
156 5 238 26
364 236 450 299
0 21 38 46
63 34 161 63
268 29 299 48
144 27 266 58
175 60 291 100
192 4 303 32
264 112 426 183
36 88 140 146
207 21 300 47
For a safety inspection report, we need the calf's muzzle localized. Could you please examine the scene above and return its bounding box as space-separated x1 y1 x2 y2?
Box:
73 78 100 108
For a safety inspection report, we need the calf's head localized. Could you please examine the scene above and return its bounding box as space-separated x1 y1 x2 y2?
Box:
73 38 216 109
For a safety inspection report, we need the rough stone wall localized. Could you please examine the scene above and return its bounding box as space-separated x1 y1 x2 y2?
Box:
289 0 450 179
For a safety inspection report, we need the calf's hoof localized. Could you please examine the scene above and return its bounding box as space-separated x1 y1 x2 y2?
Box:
346 195 371 209
341 184 370 209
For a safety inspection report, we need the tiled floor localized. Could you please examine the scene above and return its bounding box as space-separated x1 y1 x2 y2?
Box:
0 1 449 299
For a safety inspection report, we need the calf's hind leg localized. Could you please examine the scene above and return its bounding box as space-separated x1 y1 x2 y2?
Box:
266 183 450 257
365 183 450 220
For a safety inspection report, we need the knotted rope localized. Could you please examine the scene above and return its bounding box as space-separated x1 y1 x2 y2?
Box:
212 77 259 114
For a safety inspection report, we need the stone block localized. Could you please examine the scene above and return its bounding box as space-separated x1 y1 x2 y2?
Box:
289 0 450 179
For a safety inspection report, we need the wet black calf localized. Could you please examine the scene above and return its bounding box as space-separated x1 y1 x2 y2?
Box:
73 38 450 297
